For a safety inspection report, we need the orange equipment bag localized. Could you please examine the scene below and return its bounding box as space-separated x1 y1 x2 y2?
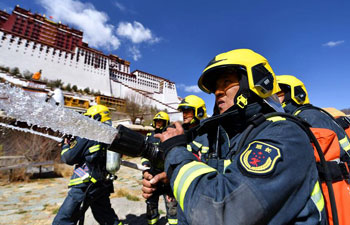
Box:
311 127 350 225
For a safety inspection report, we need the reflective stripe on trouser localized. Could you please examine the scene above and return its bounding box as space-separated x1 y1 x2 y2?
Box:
310 181 325 221
146 194 160 225
173 161 217 210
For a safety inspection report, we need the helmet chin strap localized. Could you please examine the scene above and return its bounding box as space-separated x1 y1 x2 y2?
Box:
182 118 199 130
190 118 198 125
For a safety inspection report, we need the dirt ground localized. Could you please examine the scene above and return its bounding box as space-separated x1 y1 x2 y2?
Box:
0 158 168 225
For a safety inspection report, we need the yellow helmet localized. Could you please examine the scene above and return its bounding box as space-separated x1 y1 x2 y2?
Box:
84 104 111 122
178 95 207 122
198 49 280 109
152 111 170 128
276 75 310 105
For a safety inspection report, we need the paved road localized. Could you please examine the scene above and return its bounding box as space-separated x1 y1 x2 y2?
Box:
0 158 168 225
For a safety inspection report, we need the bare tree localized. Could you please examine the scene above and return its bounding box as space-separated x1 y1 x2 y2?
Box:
341 108 350 115
125 93 157 124
0 126 61 162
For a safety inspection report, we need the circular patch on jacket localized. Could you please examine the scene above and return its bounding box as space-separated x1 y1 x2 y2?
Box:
69 140 77 149
239 141 281 175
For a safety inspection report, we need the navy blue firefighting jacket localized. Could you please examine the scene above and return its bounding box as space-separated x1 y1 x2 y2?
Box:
186 134 209 161
285 103 350 159
164 104 326 225
61 137 108 187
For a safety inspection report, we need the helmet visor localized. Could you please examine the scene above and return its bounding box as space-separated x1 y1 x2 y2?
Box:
199 65 243 93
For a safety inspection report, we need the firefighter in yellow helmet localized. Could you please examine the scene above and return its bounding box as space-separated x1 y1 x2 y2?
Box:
142 49 326 224
84 104 112 124
177 95 210 161
152 111 170 133
277 75 350 159
141 111 177 225
53 105 123 225
177 95 207 130
142 111 169 169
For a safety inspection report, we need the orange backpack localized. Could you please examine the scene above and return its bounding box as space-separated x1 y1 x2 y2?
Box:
311 127 350 225
211 111 349 225
241 112 350 225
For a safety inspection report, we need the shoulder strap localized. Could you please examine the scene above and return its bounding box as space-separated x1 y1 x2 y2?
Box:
336 117 350 129
294 104 341 124
264 112 340 225
292 104 314 116
235 112 339 225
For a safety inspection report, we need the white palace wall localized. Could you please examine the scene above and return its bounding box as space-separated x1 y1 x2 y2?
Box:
0 31 181 120
0 31 111 96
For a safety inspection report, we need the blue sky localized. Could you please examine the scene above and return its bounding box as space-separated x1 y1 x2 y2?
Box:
1 0 350 114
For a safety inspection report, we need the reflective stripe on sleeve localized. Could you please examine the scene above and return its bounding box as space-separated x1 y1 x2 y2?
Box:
311 181 325 221
61 148 69 155
88 145 100 153
141 158 150 164
201 146 209 153
173 161 217 211
148 217 159 225
192 141 202 148
267 116 286 122
186 144 192 152
167 218 178 224
294 110 302 116
339 136 350 151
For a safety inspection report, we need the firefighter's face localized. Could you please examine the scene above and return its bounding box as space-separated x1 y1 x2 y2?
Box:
277 91 285 103
182 108 194 124
155 120 165 129
215 73 240 114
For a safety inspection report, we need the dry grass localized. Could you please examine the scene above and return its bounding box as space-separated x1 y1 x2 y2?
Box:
111 187 141 201
53 164 73 177
0 163 72 183
42 203 61 215
0 168 30 182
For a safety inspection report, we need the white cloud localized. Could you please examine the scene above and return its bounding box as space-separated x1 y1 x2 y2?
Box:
3 7 13 13
322 40 345 47
38 0 120 50
114 1 126 12
117 21 160 44
128 46 141 61
178 84 202 93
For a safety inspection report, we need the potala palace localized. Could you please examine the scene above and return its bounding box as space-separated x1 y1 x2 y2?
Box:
0 6 181 120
